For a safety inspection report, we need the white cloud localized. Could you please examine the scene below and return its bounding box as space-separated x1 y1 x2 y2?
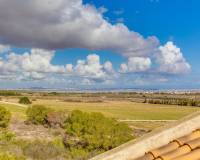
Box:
0 49 66 80
157 41 191 74
66 64 73 73
0 51 116 83
73 54 115 81
0 0 158 57
103 61 114 73
0 44 10 53
120 57 151 73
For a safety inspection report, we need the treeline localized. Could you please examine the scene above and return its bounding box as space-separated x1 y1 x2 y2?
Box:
146 98 200 107
0 90 21 96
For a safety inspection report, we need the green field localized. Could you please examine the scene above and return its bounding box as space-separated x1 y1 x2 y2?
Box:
32 100 200 120
1 99 200 120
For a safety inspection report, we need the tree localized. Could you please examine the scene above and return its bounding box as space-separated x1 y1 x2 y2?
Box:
0 106 11 128
26 105 52 125
64 110 133 158
19 97 31 105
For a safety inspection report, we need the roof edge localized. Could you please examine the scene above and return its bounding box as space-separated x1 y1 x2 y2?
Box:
90 111 200 160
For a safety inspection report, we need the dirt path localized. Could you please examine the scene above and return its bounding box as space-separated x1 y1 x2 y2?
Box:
0 100 28 108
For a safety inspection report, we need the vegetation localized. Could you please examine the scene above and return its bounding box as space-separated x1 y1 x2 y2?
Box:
1 91 200 159
147 98 200 107
26 105 52 124
0 130 69 160
0 153 25 160
0 130 15 141
33 99 200 120
0 91 21 96
64 110 133 159
46 111 68 128
23 140 69 160
19 97 31 105
0 106 11 128
25 106 133 159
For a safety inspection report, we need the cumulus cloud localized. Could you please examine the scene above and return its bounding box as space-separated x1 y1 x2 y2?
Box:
0 50 116 83
66 64 73 73
120 57 151 73
103 61 114 73
157 41 191 74
0 49 66 80
73 54 115 81
0 0 192 87
0 0 158 57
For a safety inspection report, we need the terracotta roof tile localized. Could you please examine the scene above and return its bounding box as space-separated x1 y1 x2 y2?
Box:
135 130 200 160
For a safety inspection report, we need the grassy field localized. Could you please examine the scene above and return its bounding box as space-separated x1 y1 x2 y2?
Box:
31 99 200 120
1 99 200 120
1 98 200 138
0 102 26 118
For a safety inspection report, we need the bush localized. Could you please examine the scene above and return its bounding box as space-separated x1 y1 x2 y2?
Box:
0 153 26 160
0 130 15 142
23 140 67 160
0 106 11 128
19 97 31 105
26 105 52 125
64 110 133 158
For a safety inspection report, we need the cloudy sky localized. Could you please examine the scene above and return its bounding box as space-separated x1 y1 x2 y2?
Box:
0 0 199 89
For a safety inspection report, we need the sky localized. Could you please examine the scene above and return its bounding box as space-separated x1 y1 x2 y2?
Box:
0 0 199 89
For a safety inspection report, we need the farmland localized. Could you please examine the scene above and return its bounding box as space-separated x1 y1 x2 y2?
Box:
0 91 200 159
1 91 200 131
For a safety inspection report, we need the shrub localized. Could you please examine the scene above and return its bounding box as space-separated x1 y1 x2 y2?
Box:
64 110 133 158
51 137 65 150
0 130 15 142
0 152 26 160
23 140 67 160
26 105 52 125
0 106 11 128
19 97 31 105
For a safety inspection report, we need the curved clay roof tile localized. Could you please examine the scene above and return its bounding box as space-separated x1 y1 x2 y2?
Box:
157 145 192 160
174 130 200 146
149 141 180 158
185 137 200 150
172 148 200 160
134 153 155 160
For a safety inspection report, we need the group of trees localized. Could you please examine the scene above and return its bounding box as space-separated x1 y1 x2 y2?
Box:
145 98 200 107
19 97 32 105
26 105 133 159
0 91 21 96
64 110 133 158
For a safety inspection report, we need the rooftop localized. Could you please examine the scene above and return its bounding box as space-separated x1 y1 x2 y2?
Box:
136 129 200 160
91 111 200 160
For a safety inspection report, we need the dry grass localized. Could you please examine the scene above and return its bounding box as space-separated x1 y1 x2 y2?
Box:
32 99 200 120
1 98 200 133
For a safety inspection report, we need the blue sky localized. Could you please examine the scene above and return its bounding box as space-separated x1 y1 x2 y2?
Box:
0 0 199 89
